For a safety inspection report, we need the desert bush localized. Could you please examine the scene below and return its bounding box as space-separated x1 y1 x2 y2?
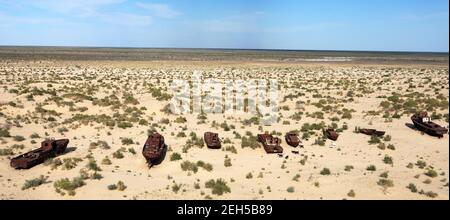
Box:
181 161 198 173
377 179 394 188
121 138 134 145
22 175 48 190
205 179 231 196
54 177 85 196
170 153 182 161
287 186 295 193
224 156 232 167
383 155 393 165
407 183 418 193
347 190 356 197
0 128 11 137
320 168 331 175
14 135 25 142
366 165 377 171
425 169 438 178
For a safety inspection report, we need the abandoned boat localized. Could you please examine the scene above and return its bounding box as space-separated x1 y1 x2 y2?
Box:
142 133 167 165
10 138 69 169
204 132 221 149
323 128 339 141
411 112 448 138
257 134 283 154
285 133 302 148
359 128 386 137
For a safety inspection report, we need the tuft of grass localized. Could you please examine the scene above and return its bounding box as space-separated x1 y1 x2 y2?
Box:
425 169 438 178
287 186 295 193
54 177 85 196
377 179 394 188
383 155 393 166
320 168 331 175
22 175 48 190
170 152 182 161
347 189 356 198
406 183 417 193
205 179 231 196
366 165 377 171
344 165 354 172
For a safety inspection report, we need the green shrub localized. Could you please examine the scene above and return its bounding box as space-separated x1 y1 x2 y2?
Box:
121 138 134 145
287 186 295 193
205 179 231 196
425 169 438 178
320 168 331 175
54 177 85 196
22 175 48 190
170 153 182 161
366 165 376 171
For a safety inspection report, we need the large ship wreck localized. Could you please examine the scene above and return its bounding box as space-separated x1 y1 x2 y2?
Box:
142 133 167 166
257 134 283 154
10 138 69 169
204 132 221 149
285 133 302 148
359 128 386 137
411 112 448 138
323 128 339 141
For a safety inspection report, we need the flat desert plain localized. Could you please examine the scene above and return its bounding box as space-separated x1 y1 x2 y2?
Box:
0 51 448 200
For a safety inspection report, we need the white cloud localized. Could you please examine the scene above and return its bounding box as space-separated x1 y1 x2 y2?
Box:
137 2 181 19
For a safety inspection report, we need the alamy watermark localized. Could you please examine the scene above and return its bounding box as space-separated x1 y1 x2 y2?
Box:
170 71 279 125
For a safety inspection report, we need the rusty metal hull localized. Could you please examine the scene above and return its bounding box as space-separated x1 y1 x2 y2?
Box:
285 133 301 148
142 133 167 165
258 134 283 154
10 139 69 169
204 132 221 149
411 112 448 138
323 128 339 141
359 129 386 137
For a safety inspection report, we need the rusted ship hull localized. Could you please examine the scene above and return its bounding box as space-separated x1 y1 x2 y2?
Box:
359 129 386 137
204 132 221 149
285 133 301 148
412 118 448 138
323 129 339 141
142 133 167 165
10 139 69 169
258 134 283 154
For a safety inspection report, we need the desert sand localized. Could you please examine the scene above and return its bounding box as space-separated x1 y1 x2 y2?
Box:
0 58 448 200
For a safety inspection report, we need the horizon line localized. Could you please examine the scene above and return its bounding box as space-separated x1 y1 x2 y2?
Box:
0 44 448 54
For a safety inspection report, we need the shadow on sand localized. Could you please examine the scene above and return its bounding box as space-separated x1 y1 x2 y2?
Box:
405 123 418 131
63 146 77 155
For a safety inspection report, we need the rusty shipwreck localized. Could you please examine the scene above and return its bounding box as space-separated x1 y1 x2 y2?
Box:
323 128 339 141
359 128 386 137
285 133 302 148
411 112 448 138
142 133 167 166
10 138 69 169
257 134 283 154
204 132 221 149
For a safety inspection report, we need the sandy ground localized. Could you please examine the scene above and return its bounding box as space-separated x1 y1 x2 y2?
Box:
0 60 448 200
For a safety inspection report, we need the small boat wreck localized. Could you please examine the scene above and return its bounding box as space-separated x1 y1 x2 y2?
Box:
411 112 448 138
142 133 167 166
359 128 386 137
285 133 302 148
10 138 69 169
257 134 283 154
323 128 339 141
204 132 221 149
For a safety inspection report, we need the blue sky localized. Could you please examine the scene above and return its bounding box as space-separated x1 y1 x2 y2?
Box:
0 0 448 52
